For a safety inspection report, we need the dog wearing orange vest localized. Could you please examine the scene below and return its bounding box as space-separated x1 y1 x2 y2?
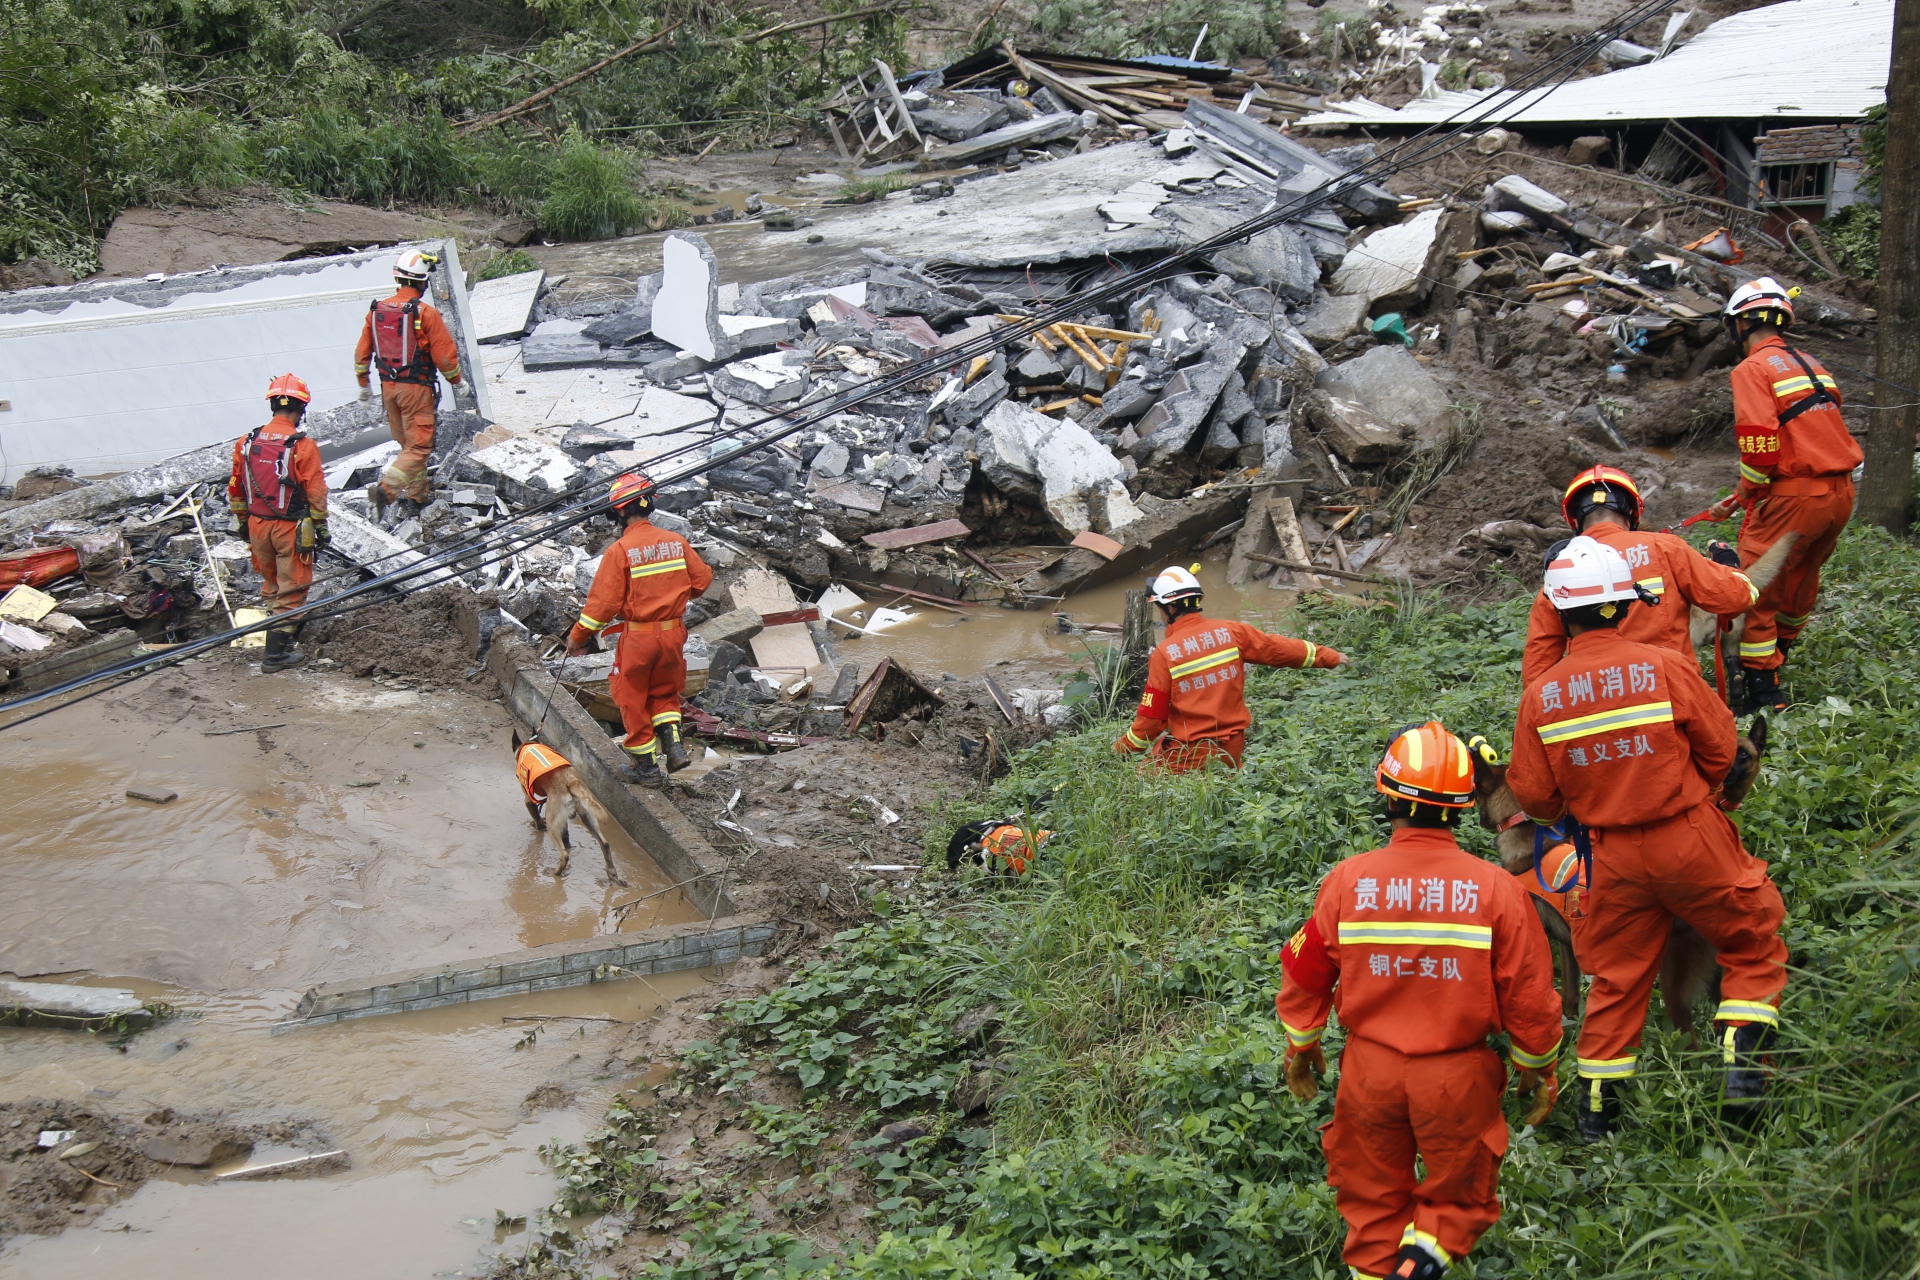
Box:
512 732 625 885
1469 720 1767 1039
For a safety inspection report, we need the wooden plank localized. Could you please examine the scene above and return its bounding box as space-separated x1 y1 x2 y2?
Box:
1266 496 1326 592
981 674 1017 724
860 518 971 550
758 607 821 627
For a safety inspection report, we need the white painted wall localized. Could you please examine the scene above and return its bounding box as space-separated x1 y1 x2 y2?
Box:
0 247 473 486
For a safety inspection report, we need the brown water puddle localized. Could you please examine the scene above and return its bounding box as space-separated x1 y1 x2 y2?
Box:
826 558 1318 679
0 972 711 1277
0 656 713 1274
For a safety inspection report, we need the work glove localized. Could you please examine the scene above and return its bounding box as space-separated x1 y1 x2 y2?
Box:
1706 494 1741 521
357 384 371 404
566 623 595 655
231 512 249 540
1514 1065 1558 1125
1283 1042 1327 1101
312 519 331 552
1707 540 1740 568
1113 735 1139 755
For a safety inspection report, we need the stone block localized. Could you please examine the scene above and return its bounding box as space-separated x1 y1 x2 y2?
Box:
1491 174 1571 228
811 440 850 478
315 988 374 1014
500 955 566 983
654 952 708 973
1567 136 1612 166
582 307 654 346
1209 224 1320 304
652 232 727 361
1308 392 1409 467
942 371 1008 429
710 352 810 405
1298 292 1370 349
1330 208 1444 309
1313 344 1454 448
693 606 763 647
563 945 620 973
533 973 582 992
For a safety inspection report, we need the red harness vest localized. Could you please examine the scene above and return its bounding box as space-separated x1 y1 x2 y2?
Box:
369 297 437 384
240 428 310 520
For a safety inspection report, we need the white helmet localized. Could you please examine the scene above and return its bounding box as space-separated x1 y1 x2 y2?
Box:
393 248 440 282
1147 564 1204 605
1542 535 1640 613
1723 276 1795 328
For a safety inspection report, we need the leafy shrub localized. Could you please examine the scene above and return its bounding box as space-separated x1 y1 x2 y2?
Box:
1823 202 1880 279
476 248 541 281
538 133 642 240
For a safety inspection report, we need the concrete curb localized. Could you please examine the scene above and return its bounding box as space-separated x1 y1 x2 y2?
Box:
485 633 739 919
273 917 774 1033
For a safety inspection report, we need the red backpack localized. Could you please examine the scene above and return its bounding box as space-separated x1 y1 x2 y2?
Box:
369 297 436 384
242 428 310 520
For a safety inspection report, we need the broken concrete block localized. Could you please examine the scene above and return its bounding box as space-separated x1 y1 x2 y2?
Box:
1299 292 1371 349
0 979 152 1030
1491 174 1571 228
942 371 1008 429
652 231 727 361
1201 412 1242 467
910 93 1012 142
1210 224 1320 305
125 785 178 804
718 313 803 354
1309 392 1409 467
1034 422 1136 536
1314 344 1454 447
1011 347 1064 386
710 352 810 406
522 319 605 370
1132 321 1264 464
810 440 850 479
1330 207 1444 309
920 110 1093 168
582 307 654 346
1099 379 1157 419
693 606 764 647
469 269 544 342
465 435 581 505
978 400 1048 502
813 481 887 513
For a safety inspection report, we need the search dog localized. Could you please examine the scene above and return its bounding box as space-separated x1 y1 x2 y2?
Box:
511 731 626 886
1472 716 1767 1039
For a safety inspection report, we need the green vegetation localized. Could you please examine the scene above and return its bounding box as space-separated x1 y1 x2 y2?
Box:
1823 204 1881 280
476 248 544 281
510 526 1920 1278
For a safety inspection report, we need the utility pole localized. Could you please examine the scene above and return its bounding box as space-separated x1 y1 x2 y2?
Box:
1860 0 1920 532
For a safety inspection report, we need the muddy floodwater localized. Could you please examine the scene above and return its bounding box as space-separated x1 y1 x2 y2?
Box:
0 655 712 1275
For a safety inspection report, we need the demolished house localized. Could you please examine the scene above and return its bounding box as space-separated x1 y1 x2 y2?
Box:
0 36 1855 748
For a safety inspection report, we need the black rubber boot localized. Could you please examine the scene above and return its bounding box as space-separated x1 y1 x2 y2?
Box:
659 722 693 773
1742 665 1786 713
617 752 664 786
1387 1243 1447 1279
260 628 308 674
1576 1077 1622 1144
1722 1021 1775 1122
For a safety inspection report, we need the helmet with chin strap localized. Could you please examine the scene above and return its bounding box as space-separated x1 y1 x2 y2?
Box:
1561 465 1643 531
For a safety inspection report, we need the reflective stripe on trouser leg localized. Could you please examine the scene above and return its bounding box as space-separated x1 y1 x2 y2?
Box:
651 710 682 726
1715 999 1780 1026
1576 1055 1638 1081
1400 1224 1453 1267
624 740 657 756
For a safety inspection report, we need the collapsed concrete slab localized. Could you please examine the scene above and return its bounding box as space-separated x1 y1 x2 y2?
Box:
463 434 581 505
1016 486 1242 598
522 319 605 370
1308 391 1409 466
469 268 545 342
1299 292 1371 349
710 352 810 406
920 110 1094 167
977 401 1141 536
0 979 152 1030
1330 208 1444 309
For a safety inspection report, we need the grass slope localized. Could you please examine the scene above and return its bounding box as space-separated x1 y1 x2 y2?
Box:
524 525 1920 1280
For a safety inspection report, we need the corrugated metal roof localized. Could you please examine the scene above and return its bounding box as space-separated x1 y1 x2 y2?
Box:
1299 0 1891 127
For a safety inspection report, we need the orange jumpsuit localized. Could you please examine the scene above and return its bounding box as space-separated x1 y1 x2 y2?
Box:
227 413 328 615
1521 522 1757 686
354 285 463 503
1277 827 1562 1279
1117 612 1340 771
1508 630 1787 1097
1729 333 1861 669
570 519 712 759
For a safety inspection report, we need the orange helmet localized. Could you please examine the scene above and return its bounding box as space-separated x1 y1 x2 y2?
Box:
1376 720 1476 808
1560 464 1642 531
608 471 654 510
264 373 311 405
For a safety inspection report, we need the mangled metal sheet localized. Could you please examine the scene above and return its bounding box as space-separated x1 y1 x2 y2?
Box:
1299 0 1891 128
0 240 488 486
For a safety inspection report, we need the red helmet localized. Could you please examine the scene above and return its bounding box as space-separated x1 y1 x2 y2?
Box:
1560 465 1642 531
265 373 312 404
608 471 654 510
1376 720 1476 809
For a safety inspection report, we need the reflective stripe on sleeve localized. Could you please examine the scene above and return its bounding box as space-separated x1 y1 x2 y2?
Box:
1736 571 1759 605
1302 641 1318 667
578 614 607 631
1282 1021 1324 1049
1636 576 1666 597
1123 728 1150 750
1740 461 1772 485
1510 1036 1563 1070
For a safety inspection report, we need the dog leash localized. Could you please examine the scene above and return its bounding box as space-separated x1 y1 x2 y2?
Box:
528 638 564 745
1532 817 1593 898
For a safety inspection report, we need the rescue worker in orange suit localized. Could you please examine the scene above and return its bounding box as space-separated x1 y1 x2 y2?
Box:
1702 277 1862 712
1277 722 1563 1280
1521 465 1758 686
1113 565 1345 771
566 473 712 785
228 373 329 674
354 248 464 516
1508 536 1787 1139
